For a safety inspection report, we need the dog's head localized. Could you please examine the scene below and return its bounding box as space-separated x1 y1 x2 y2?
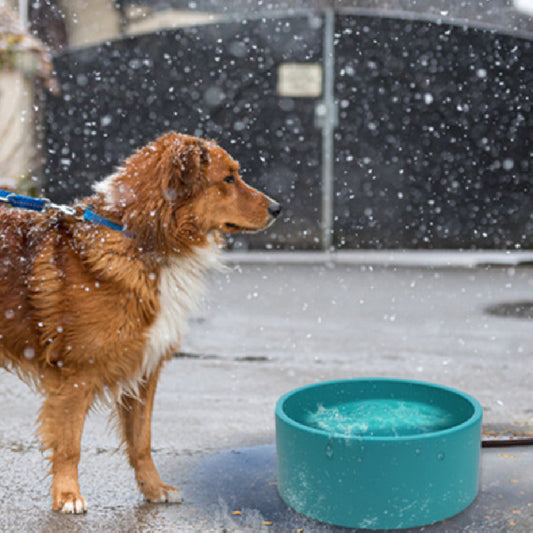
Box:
94 132 281 251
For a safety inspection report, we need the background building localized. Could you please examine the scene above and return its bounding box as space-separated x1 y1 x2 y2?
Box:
2 0 533 250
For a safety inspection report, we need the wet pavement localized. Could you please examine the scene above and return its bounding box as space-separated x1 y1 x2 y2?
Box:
0 253 531 532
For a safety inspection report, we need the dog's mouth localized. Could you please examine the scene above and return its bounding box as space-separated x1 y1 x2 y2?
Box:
222 222 259 233
222 212 278 234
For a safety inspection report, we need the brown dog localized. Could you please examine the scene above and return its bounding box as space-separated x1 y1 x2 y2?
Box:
0 132 280 513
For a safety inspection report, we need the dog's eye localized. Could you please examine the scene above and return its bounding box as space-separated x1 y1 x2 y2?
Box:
224 175 235 184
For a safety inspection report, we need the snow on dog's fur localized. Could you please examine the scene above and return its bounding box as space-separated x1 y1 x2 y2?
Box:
0 132 280 513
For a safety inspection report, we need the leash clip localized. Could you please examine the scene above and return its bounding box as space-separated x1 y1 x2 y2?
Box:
43 198 77 216
0 193 15 204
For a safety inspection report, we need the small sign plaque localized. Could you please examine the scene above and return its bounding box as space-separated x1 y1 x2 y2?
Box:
277 63 322 98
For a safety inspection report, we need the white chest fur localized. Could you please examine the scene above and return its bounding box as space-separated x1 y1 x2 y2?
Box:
144 243 222 375
118 241 222 399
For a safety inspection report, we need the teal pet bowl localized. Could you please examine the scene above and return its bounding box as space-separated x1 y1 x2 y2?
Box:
275 378 482 530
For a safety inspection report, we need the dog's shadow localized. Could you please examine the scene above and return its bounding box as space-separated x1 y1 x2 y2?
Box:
186 444 352 531
187 445 281 516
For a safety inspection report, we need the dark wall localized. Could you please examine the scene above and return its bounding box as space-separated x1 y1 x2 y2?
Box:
44 17 323 250
44 14 533 250
334 15 533 249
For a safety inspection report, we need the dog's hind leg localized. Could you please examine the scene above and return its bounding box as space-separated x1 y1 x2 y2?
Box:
116 364 182 503
38 379 94 514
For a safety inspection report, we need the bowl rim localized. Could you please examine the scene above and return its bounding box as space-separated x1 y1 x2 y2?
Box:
275 377 483 442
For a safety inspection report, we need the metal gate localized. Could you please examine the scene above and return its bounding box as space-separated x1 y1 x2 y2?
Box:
333 14 533 249
44 12 533 250
45 16 324 250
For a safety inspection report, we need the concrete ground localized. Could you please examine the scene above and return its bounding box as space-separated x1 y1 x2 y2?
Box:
0 253 531 532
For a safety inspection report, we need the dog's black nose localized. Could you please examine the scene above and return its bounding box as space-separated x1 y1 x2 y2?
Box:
268 202 282 218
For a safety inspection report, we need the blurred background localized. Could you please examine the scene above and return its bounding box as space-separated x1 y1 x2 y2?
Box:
0 6 532 530
1 0 532 251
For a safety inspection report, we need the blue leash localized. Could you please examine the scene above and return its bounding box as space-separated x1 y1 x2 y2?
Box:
82 206 125 233
0 189 61 212
0 190 127 235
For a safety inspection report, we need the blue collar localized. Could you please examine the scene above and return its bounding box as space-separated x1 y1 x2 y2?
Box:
83 206 125 233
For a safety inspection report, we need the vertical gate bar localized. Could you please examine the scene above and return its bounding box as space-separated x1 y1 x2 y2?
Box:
18 0 28 29
321 8 335 251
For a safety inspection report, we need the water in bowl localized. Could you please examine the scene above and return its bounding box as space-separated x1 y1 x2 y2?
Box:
303 398 458 437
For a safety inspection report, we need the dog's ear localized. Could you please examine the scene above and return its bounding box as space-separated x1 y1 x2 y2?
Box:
166 138 210 201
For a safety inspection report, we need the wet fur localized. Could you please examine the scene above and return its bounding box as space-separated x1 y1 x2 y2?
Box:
0 132 278 513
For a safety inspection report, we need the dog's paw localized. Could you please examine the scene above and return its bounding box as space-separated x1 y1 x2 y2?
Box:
53 494 88 514
144 482 183 504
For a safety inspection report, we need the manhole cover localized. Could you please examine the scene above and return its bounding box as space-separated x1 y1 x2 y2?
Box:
484 301 533 319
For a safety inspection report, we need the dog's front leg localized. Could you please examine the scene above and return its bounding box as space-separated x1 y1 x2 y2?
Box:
38 381 93 514
117 364 182 503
